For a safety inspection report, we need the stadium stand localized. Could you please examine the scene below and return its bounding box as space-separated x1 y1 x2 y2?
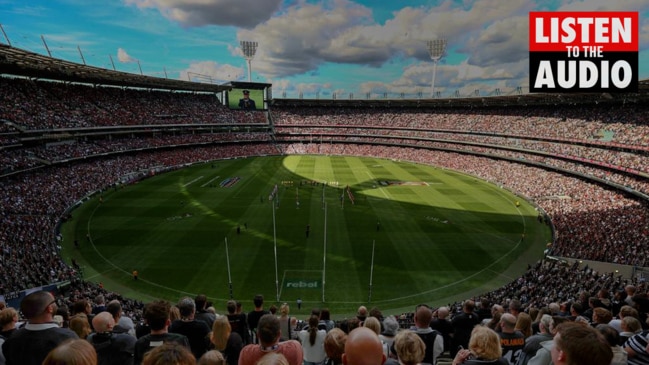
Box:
2 45 649 365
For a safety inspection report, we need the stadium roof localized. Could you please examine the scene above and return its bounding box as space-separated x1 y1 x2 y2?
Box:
273 78 649 108
0 43 230 93
1 43 647 107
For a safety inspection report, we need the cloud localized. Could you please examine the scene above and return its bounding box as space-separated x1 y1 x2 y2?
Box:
180 61 245 84
462 16 529 67
235 0 534 79
117 48 138 63
124 0 283 28
236 0 374 78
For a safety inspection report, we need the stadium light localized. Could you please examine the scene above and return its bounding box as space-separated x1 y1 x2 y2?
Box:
240 40 258 82
427 39 447 98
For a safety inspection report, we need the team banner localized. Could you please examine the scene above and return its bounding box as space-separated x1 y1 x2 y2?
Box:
529 11 639 93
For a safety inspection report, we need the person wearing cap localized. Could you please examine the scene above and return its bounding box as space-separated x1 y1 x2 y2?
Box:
2 290 78 365
238 90 257 110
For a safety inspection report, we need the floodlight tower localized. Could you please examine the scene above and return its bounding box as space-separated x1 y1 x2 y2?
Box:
240 40 258 82
427 39 447 98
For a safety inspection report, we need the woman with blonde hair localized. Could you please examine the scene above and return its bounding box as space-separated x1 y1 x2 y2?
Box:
198 350 225 365
393 331 426 365
210 315 243 365
69 314 92 339
485 312 502 332
42 339 98 365
170 305 182 322
452 326 507 365
279 303 292 341
255 353 289 365
324 328 346 365
362 316 381 336
515 312 533 338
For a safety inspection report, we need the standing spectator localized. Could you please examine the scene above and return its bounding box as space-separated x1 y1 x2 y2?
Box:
107 299 137 337
195 295 216 329
88 311 136 365
319 308 336 332
551 322 612 365
238 314 303 365
42 339 98 365
134 300 190 365
516 315 553 365
412 305 443 365
143 343 195 365
363 317 382 336
199 350 225 365
324 329 346 365
298 315 327 365
0 307 19 339
514 313 532 339
356 306 368 323
341 327 385 365
279 303 292 341
69 314 92 339
2 291 78 365
247 295 269 344
391 331 425 365
431 307 454 354
452 300 481 357
498 313 525 365
169 297 211 359
508 300 522 319
93 295 107 315
209 315 242 365
623 328 649 365
477 299 493 321
596 324 627 365
379 316 399 358
226 300 249 345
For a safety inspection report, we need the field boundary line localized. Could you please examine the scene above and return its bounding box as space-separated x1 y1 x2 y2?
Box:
183 176 203 187
86 202 200 299
200 175 220 187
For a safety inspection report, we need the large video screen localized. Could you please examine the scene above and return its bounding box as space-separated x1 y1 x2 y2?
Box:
227 88 263 110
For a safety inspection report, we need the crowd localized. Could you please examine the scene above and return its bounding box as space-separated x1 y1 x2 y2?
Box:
1 78 649 364
270 104 649 147
2 266 648 365
0 77 266 129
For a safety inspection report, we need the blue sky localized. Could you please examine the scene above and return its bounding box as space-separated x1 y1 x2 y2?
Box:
1 0 647 98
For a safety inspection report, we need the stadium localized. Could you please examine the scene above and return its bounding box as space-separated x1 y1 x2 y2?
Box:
2 39 649 314
2 10 649 363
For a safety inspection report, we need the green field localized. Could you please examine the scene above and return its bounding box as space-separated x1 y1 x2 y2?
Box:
61 155 550 316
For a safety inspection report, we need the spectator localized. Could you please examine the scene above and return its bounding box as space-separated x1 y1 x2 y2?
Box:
298 315 327 365
2 291 78 365
134 300 190 365
88 311 136 365
452 326 507 365
342 327 385 365
143 342 196 365
169 297 211 359
324 328 347 365
42 339 98 365
209 315 242 365
238 314 303 365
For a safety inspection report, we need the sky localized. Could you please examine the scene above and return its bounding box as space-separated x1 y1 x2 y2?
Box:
1 0 648 99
